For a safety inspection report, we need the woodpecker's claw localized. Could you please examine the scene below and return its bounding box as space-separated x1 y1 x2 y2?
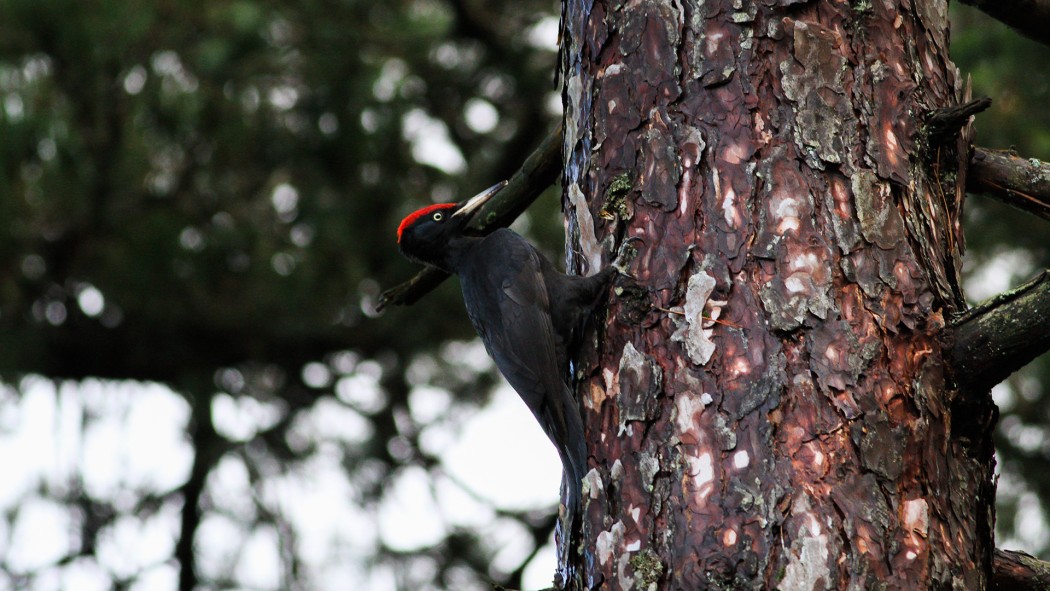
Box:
612 237 641 277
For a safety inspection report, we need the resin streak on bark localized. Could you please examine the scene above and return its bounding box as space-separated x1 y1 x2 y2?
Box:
561 0 994 589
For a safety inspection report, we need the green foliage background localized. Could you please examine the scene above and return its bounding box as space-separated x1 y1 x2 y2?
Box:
0 1 1047 588
952 4 1050 555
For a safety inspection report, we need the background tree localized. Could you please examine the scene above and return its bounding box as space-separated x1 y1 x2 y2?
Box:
0 0 1049 589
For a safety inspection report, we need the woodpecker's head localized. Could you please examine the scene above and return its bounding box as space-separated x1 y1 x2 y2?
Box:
397 181 507 269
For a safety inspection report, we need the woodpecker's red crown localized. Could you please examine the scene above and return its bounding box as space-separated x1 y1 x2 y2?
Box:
396 181 508 244
397 203 457 243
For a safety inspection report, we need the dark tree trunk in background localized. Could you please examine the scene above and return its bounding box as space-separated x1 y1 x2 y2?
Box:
560 0 996 589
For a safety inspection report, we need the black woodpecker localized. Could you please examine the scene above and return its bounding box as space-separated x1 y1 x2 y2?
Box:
397 181 615 532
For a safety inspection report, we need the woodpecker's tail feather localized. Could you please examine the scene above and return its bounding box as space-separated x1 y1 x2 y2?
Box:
554 386 587 589
559 383 587 513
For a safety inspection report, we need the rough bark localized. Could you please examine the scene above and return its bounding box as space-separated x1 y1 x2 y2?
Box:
560 1 995 589
968 148 1050 223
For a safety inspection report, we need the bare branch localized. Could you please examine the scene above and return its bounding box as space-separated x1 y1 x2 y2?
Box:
993 548 1050 590
377 125 563 311
958 0 1050 48
948 271 1050 394
968 148 1050 222
177 399 227 591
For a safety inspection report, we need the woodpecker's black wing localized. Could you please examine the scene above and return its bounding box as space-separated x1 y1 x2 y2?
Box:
457 229 588 512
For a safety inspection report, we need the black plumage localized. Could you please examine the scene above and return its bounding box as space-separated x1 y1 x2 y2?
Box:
396 182 614 523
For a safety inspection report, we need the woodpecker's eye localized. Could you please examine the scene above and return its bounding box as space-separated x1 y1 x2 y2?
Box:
432 212 444 221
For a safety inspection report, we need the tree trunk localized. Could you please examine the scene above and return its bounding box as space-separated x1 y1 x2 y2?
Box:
559 1 996 589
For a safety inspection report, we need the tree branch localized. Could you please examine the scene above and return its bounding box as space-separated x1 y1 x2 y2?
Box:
177 394 227 591
958 0 1050 48
968 148 1050 222
993 548 1050 590
948 270 1050 394
377 125 563 311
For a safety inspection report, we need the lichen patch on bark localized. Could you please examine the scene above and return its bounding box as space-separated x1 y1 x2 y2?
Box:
674 388 711 440
780 496 832 591
671 270 719 365
583 466 605 500
683 450 715 504
595 520 628 574
779 19 856 166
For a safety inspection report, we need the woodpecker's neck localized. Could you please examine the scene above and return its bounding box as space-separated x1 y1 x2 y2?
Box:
433 234 483 274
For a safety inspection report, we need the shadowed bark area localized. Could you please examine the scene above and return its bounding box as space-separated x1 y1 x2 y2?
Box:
559 1 995 589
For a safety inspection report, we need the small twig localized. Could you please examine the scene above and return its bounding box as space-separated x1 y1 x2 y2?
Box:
704 316 742 329
932 146 959 258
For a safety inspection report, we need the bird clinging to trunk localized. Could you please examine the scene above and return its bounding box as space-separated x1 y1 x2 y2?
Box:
397 181 617 586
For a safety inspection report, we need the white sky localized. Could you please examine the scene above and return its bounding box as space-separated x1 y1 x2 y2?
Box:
0 372 562 591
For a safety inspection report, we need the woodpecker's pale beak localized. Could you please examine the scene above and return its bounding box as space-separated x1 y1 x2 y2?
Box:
452 180 508 219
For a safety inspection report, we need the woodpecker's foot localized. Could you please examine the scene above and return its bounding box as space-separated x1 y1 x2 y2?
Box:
612 237 641 277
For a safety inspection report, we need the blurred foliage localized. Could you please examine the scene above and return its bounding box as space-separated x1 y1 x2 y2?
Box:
1 0 1049 589
951 4 1050 557
0 0 564 588
952 4 1050 258
952 1 1050 303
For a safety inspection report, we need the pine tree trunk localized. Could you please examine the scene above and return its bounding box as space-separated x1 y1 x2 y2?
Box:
560 1 996 589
